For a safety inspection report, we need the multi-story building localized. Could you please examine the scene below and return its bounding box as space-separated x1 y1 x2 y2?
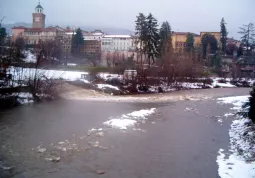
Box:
11 26 26 41
24 26 65 45
83 30 104 40
171 31 221 52
100 35 136 62
172 32 201 51
12 2 65 45
200 32 221 45
101 35 135 52
83 30 104 59
84 40 101 59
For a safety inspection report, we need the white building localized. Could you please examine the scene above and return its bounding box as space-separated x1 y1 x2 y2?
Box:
101 35 135 52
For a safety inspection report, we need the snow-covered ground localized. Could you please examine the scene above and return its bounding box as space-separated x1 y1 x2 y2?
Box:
2 67 88 105
7 67 88 81
98 73 123 81
217 95 255 178
22 51 37 63
212 78 236 88
96 84 119 91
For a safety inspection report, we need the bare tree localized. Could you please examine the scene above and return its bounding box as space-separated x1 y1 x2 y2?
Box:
106 51 112 67
15 37 25 50
239 23 255 55
41 39 62 67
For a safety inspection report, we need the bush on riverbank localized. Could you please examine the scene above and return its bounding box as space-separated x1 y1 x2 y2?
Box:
247 87 255 123
238 87 255 123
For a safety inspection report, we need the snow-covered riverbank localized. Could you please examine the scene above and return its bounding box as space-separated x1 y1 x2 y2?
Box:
217 95 255 178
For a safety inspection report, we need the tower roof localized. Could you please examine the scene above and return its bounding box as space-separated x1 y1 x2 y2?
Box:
36 1 43 9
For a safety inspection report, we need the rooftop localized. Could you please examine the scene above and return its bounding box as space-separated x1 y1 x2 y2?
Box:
12 26 27 29
24 27 58 32
36 2 43 9
103 35 131 38
172 32 200 37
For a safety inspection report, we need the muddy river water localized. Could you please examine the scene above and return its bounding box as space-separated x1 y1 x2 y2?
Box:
0 88 250 178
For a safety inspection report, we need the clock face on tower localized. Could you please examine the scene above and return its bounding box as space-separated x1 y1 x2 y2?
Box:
35 17 40 22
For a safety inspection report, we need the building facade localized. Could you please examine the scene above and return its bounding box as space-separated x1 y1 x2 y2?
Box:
172 32 201 51
171 31 221 51
101 35 135 52
23 26 65 45
84 40 101 59
12 2 65 46
11 26 26 42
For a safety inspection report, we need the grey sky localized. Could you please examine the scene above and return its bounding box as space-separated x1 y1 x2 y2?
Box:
1 0 254 38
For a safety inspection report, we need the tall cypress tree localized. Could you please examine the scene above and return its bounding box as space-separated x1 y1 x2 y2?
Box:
185 33 194 52
135 13 147 62
201 33 218 58
220 18 228 53
145 13 159 66
159 21 171 56
71 28 84 56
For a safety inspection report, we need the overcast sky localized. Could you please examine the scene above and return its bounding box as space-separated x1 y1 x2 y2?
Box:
1 0 254 39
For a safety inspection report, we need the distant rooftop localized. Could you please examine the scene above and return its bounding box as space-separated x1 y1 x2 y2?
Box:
103 35 131 38
12 26 27 29
172 32 199 37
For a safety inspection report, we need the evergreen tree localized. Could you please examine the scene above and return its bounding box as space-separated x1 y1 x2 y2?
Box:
248 88 255 123
185 33 194 52
201 33 218 58
237 45 244 57
238 23 255 55
71 28 84 56
0 27 6 48
145 13 159 66
135 13 147 52
220 18 228 53
159 21 171 55
239 87 255 123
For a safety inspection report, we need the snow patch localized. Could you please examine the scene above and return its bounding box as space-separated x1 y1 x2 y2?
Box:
22 50 37 63
215 83 236 88
217 149 255 178
217 95 249 111
224 113 235 117
98 73 123 81
212 78 236 88
104 108 156 129
7 67 88 81
217 95 255 177
79 79 90 83
104 119 137 130
17 92 34 104
96 84 119 91
126 108 156 118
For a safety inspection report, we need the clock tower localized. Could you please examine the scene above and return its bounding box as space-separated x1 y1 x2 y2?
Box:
32 2 46 28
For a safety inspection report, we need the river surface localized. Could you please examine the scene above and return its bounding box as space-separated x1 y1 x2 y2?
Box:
0 88 250 178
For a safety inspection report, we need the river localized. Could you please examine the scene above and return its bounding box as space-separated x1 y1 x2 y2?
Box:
0 88 250 178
